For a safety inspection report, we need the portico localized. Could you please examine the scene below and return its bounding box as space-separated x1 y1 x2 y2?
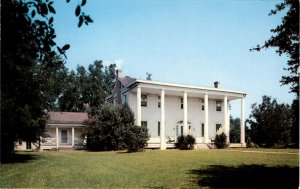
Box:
132 80 247 149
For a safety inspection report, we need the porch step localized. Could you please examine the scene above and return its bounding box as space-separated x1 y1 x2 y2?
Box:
194 144 210 150
207 143 216 149
58 147 74 151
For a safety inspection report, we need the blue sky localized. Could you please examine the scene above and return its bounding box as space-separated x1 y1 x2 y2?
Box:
53 0 295 119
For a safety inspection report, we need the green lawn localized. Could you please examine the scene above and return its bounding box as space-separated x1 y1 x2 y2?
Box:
0 149 299 188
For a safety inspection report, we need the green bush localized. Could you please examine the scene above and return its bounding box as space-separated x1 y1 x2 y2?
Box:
215 132 228 148
175 135 195 150
84 104 149 152
124 125 149 152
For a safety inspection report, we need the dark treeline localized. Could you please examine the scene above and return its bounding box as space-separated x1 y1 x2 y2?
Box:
53 61 116 115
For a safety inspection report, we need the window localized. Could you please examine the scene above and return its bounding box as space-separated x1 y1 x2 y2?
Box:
216 101 222 111
188 126 191 135
181 126 183 135
158 96 161 108
180 98 183 109
216 124 222 132
141 121 147 128
141 95 147 107
158 122 160 136
201 123 204 137
19 141 22 145
201 99 205 110
26 141 31 149
123 94 128 105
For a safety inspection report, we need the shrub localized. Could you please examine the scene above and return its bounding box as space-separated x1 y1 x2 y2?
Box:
124 125 149 152
215 132 228 148
175 135 195 150
84 104 149 152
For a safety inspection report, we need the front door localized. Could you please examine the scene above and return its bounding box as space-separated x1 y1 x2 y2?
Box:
176 121 192 137
61 130 68 144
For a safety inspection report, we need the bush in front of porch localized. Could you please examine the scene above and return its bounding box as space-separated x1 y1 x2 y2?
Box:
83 104 149 152
175 135 195 150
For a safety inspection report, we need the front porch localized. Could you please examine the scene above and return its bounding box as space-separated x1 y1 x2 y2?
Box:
41 125 86 150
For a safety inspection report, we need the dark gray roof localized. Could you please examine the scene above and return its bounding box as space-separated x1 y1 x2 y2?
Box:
120 76 136 87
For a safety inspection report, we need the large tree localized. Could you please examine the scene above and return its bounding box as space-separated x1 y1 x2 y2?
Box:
57 61 116 114
251 0 299 96
248 96 293 147
1 0 92 159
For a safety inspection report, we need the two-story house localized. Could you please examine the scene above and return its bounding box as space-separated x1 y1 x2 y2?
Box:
107 69 247 149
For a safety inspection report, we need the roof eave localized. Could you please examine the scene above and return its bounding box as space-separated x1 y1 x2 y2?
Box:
135 79 247 95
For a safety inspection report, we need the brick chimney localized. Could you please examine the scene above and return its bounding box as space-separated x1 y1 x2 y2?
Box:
116 69 122 79
214 81 220 88
115 69 122 104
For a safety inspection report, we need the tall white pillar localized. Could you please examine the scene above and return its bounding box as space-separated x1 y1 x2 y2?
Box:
227 104 231 142
204 93 209 143
183 91 188 136
72 127 75 147
160 89 166 150
136 85 141 126
56 126 59 150
240 97 246 146
223 96 229 143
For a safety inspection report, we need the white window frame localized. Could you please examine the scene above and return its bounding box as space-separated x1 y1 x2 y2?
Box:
141 95 147 107
141 121 147 128
216 100 222 111
158 96 161 108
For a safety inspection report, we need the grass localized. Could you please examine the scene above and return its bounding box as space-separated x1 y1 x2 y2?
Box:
0 149 299 188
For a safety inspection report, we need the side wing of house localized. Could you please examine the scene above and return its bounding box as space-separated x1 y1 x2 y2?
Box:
15 112 88 151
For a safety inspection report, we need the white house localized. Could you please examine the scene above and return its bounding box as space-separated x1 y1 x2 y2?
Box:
15 112 88 151
107 69 247 149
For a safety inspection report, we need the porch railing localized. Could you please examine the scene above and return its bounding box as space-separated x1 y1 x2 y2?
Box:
74 137 85 146
41 137 86 146
42 138 56 146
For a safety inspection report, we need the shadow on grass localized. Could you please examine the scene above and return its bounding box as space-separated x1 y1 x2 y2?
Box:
190 164 299 189
1 153 39 164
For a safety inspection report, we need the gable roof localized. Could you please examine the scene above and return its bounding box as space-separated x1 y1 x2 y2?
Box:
48 112 88 124
120 76 136 87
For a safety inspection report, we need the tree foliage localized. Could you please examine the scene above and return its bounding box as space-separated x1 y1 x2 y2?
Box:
230 116 241 143
83 104 149 152
1 0 92 158
251 0 299 95
248 96 294 147
57 61 116 114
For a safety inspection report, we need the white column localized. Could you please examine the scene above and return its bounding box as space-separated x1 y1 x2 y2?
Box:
56 126 59 150
223 96 229 143
136 85 141 126
160 89 166 150
204 93 209 143
183 91 188 136
72 127 75 147
227 104 231 141
240 97 246 146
